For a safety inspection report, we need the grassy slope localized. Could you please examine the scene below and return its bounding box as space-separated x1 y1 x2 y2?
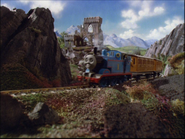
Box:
1 81 184 138
0 63 52 91
106 45 147 56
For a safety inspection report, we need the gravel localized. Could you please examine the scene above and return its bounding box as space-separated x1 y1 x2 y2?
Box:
149 74 184 101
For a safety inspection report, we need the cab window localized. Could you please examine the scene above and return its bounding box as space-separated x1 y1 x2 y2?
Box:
132 58 135 64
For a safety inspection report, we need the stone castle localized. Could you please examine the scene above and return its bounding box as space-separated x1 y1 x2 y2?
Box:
64 16 104 50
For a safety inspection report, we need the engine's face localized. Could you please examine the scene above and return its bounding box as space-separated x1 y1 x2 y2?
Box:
78 60 86 74
84 55 97 71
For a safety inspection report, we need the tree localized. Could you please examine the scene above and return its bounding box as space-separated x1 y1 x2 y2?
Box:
57 31 68 49
133 47 141 55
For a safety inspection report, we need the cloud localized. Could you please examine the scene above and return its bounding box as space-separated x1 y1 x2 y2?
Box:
146 16 184 40
119 29 141 39
121 1 165 29
18 0 66 15
19 0 30 4
121 20 138 29
1 3 13 10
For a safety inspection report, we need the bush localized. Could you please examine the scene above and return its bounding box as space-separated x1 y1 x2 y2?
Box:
170 99 185 116
132 47 141 55
170 52 185 69
124 81 157 100
29 27 42 34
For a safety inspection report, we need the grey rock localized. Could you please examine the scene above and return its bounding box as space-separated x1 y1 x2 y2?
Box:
163 64 178 77
28 102 60 125
145 23 184 58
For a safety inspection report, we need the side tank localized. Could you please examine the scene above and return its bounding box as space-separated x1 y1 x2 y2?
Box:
101 49 131 74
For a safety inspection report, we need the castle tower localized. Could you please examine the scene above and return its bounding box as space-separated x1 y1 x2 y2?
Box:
82 16 103 48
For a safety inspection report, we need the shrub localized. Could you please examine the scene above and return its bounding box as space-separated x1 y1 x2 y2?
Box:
157 54 171 69
175 60 184 74
170 52 185 69
132 47 141 55
124 81 157 100
29 27 42 34
170 99 185 116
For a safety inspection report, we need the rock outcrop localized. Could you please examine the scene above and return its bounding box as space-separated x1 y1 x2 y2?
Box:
0 93 24 133
145 23 184 58
28 102 60 125
0 6 71 90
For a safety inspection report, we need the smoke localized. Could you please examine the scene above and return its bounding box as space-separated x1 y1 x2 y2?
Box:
93 30 104 50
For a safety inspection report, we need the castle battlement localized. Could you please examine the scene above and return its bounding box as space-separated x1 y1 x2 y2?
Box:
84 16 102 24
64 35 75 40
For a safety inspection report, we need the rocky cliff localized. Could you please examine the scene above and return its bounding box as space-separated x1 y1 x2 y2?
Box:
0 6 71 90
145 23 184 58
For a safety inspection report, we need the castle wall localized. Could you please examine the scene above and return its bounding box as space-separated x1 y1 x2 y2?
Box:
64 16 103 48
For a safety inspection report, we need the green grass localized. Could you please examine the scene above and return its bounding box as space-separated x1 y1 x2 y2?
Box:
105 45 147 56
70 64 79 78
8 88 130 138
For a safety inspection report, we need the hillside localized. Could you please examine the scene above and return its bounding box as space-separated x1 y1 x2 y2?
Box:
106 45 147 56
0 6 71 91
1 74 184 138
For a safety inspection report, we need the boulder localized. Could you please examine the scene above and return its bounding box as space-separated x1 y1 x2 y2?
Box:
145 23 184 58
0 6 71 90
0 93 24 133
163 64 178 77
28 102 60 125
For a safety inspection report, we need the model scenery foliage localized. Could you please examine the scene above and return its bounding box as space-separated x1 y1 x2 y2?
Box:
57 32 68 49
1 79 184 138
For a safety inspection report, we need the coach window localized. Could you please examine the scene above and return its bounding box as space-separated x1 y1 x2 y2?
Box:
143 59 146 64
133 58 135 64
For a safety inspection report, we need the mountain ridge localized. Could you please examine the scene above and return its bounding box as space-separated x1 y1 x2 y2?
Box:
56 25 157 48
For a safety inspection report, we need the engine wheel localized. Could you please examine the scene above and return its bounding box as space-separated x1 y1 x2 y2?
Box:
110 78 118 86
119 76 127 84
99 77 109 87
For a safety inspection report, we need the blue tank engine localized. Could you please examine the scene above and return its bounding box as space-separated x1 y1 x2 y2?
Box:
77 49 132 87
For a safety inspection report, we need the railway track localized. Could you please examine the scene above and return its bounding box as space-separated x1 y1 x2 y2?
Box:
0 76 160 97
0 84 90 96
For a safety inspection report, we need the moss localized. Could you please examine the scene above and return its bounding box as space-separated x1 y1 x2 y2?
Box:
28 27 42 34
70 64 79 77
170 52 185 69
0 63 38 90
104 88 130 107
171 99 185 116
175 60 184 74
18 93 48 112
0 63 52 91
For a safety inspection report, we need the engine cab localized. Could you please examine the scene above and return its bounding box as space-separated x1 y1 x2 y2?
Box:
101 49 131 74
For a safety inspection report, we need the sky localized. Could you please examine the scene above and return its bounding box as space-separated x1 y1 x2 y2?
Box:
1 0 184 40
